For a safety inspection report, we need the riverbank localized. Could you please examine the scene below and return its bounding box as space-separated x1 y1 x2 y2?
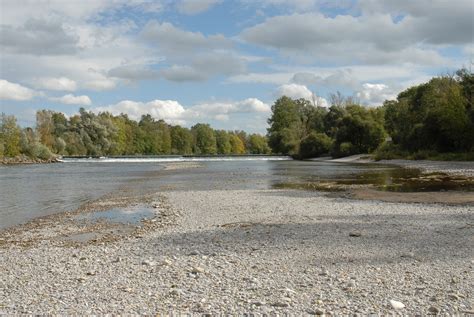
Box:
1 185 473 314
315 154 474 178
1 155 62 165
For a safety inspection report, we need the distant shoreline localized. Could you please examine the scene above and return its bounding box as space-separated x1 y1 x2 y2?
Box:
1 155 62 165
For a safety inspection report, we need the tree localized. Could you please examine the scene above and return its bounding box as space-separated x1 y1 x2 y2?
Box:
332 105 385 157
215 130 232 154
0 114 21 157
171 125 193 154
191 123 217 154
248 134 271 154
229 134 245 154
267 97 305 155
299 132 332 159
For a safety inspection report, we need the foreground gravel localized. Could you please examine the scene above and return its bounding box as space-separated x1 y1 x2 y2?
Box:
1 189 473 315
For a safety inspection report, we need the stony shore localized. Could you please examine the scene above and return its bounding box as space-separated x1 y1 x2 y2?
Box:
0 155 62 165
1 182 473 314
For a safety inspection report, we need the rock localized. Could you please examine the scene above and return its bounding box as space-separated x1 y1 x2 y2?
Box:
428 306 440 314
159 259 172 266
142 260 156 266
307 308 325 315
251 301 265 307
191 266 205 273
271 302 289 308
319 270 329 276
188 250 200 256
448 293 460 300
401 252 415 258
169 289 182 296
349 231 362 237
389 300 405 310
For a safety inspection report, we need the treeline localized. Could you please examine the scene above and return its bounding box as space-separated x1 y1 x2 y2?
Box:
1 68 472 162
267 68 474 160
0 109 271 160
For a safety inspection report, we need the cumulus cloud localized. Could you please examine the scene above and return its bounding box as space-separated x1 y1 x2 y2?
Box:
356 83 396 106
50 94 92 106
276 83 313 100
107 65 159 81
92 97 270 125
0 79 38 101
160 52 246 82
141 21 231 55
83 78 117 91
189 98 270 120
33 77 77 91
177 0 221 15
0 19 79 55
94 99 186 125
240 10 466 64
275 84 328 107
160 65 207 82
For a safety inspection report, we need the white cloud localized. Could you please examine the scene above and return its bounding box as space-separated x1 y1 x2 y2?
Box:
275 84 328 107
161 52 246 82
141 21 231 55
240 11 464 64
0 19 79 55
107 64 159 81
276 83 313 100
190 98 270 120
177 0 221 15
33 77 77 91
83 78 117 91
94 99 187 125
228 72 293 85
0 79 38 101
50 94 92 106
92 97 270 125
356 83 396 106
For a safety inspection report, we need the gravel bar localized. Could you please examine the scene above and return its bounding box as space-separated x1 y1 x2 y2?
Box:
1 189 473 315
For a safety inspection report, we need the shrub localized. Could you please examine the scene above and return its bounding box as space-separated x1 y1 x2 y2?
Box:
298 132 332 159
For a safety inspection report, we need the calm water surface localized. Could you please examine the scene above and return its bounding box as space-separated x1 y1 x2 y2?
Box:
0 157 470 230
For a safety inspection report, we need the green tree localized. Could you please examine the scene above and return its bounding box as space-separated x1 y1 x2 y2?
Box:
171 125 193 154
191 123 217 154
229 134 245 154
248 134 271 154
0 114 21 157
215 130 232 154
299 132 332 159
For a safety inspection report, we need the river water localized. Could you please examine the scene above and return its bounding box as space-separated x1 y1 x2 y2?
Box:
0 157 471 230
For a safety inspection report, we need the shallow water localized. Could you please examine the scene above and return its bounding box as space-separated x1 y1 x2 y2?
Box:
74 205 155 225
1 157 472 229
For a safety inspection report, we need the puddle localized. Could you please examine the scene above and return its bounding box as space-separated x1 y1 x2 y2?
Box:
62 232 102 243
74 205 155 225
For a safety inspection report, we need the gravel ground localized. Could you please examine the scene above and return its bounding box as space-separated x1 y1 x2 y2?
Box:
1 188 473 315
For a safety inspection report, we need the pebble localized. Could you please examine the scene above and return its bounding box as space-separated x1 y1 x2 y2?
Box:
191 266 205 274
349 231 362 237
428 306 440 314
389 300 405 310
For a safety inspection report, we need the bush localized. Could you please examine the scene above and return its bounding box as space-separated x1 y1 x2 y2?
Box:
331 142 356 158
373 142 408 160
298 132 332 159
27 143 54 160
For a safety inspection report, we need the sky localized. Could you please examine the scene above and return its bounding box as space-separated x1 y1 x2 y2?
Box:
0 0 472 134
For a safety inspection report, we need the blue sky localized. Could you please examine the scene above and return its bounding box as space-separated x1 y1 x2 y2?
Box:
0 0 472 133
